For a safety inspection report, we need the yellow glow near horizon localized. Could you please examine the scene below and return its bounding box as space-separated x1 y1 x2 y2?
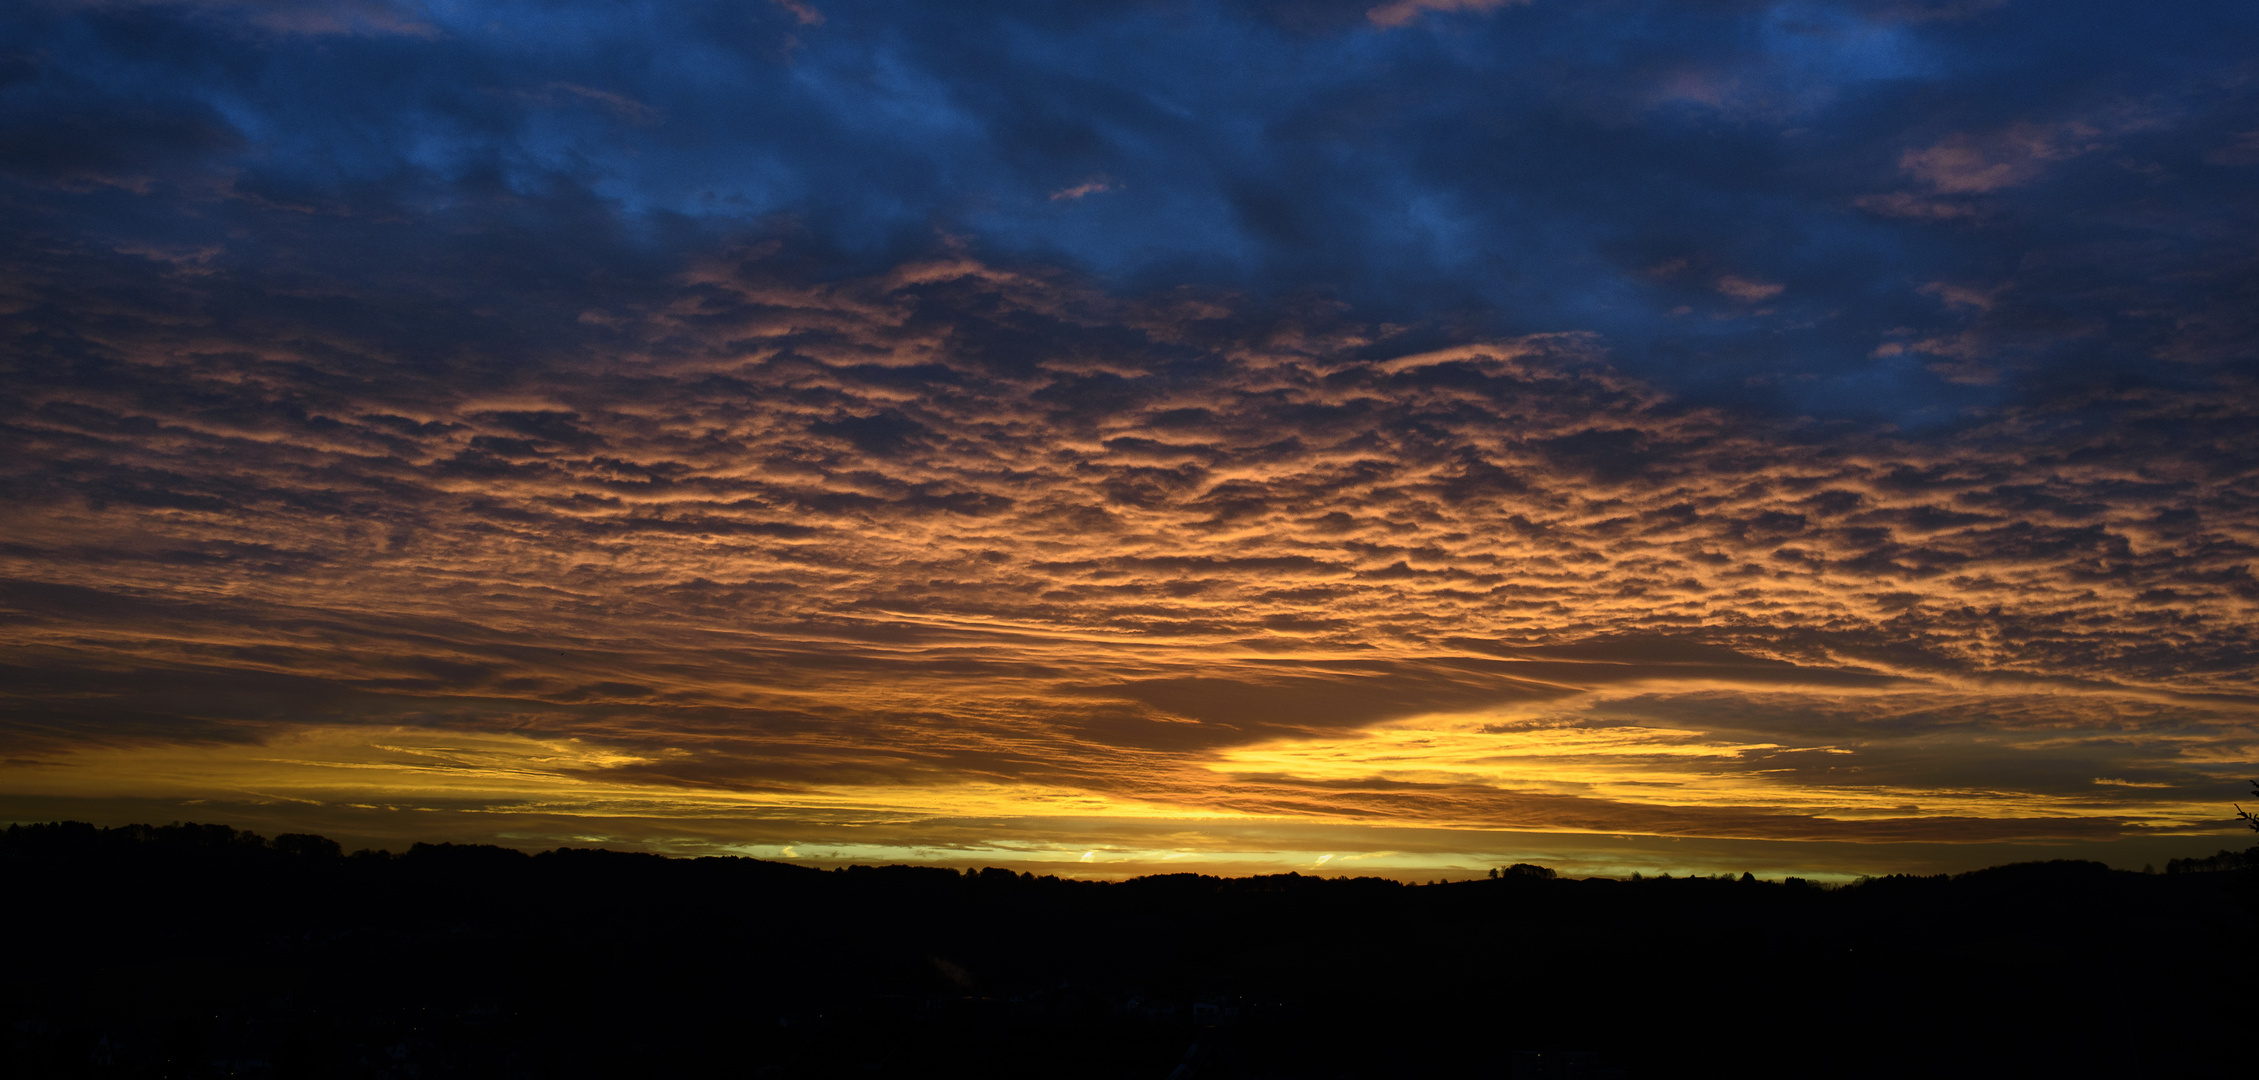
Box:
3 725 1239 824
1205 689 2233 831
10 677 2234 857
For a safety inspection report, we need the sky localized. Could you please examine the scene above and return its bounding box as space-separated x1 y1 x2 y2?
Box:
3 0 2257 881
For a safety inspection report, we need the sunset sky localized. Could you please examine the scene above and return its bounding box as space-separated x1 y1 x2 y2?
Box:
4 0 2257 880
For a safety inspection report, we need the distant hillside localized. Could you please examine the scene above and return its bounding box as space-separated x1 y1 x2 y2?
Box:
5 822 2254 1079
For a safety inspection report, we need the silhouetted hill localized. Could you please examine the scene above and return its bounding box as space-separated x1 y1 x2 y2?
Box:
4 822 2253 1079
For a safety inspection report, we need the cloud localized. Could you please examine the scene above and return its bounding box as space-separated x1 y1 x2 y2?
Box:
770 0 823 27
1365 0 1526 30
4 231 2256 857
1050 177 1114 201
1898 122 2101 194
4 0 2250 423
1 0 2256 871
1897 105 2173 193
1713 275 1785 303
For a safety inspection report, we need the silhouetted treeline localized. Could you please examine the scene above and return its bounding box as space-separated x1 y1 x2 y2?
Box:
2167 845 2259 874
4 822 2254 1079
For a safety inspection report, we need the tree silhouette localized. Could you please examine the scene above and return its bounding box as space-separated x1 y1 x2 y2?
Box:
2239 779 2259 834
4 818 2256 1077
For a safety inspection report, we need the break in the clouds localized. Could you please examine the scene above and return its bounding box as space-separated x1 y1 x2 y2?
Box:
1 0 2255 877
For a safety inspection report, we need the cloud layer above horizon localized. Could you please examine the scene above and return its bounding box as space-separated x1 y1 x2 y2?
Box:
3 0 2256 874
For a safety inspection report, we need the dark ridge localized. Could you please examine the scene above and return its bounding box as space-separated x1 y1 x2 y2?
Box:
4 822 2254 1079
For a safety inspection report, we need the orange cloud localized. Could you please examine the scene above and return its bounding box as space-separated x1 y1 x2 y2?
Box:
3 249 2254 876
1050 177 1115 201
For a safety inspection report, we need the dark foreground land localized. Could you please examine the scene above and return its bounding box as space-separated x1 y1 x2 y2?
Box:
3 823 2253 1079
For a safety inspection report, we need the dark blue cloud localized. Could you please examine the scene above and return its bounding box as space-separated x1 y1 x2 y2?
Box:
2 0 2255 421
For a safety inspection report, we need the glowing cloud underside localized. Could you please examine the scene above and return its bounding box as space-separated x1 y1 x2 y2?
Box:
2 0 2256 879
2 249 2253 876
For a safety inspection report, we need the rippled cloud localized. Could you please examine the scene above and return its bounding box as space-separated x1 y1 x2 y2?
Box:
2 0 2255 876
5 237 2255 872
